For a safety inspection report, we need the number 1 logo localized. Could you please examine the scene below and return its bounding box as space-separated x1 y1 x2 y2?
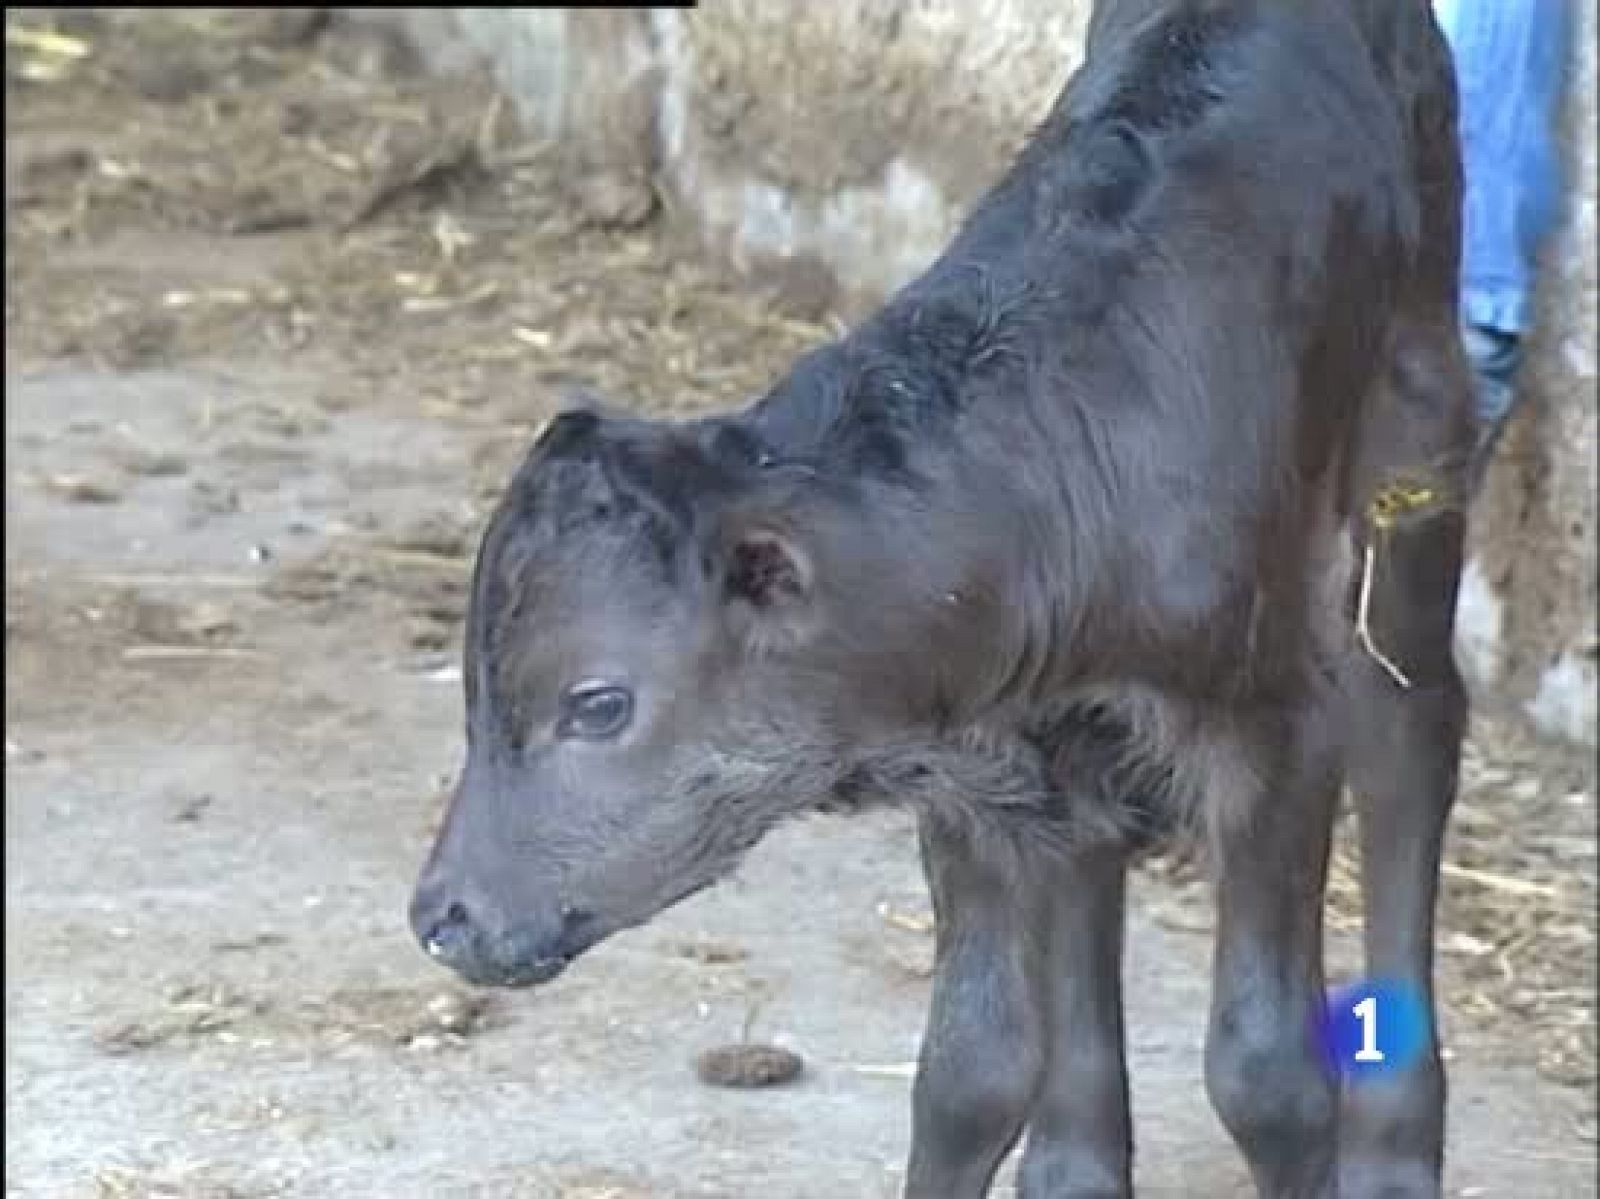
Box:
1351 995 1386 1063
1316 979 1428 1079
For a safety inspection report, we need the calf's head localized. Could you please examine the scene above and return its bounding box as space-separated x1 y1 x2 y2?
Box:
410 408 938 988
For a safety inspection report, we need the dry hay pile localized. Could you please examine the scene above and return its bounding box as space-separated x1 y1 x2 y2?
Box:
5 8 832 422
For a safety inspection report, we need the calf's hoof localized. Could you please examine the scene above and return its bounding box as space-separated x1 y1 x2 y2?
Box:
1337 1159 1442 1199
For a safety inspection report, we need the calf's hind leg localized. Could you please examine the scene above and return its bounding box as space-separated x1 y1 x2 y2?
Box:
1339 324 1473 1199
905 816 1048 1199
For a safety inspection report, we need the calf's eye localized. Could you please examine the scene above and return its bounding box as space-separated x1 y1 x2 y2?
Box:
557 682 634 741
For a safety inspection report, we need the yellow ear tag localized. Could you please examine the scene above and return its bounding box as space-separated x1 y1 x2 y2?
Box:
1354 477 1445 690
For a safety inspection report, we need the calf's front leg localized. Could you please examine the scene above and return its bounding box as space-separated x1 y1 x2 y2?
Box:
1205 714 1342 1199
905 816 1047 1199
1016 845 1132 1198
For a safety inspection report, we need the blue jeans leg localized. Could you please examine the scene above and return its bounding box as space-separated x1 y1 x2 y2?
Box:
1431 0 1574 474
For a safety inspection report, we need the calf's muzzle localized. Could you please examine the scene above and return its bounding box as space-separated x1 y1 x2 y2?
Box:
408 872 595 989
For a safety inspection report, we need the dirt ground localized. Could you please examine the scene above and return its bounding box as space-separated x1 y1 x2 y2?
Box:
5 11 1597 1198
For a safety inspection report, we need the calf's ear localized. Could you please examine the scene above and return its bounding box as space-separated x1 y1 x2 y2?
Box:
531 407 603 457
726 525 811 610
706 511 817 647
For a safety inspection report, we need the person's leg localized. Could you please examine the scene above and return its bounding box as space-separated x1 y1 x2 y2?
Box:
1431 0 1574 484
1458 324 1523 486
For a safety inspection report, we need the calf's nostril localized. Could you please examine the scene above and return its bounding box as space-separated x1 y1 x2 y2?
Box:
558 903 596 937
554 904 596 958
421 899 474 960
